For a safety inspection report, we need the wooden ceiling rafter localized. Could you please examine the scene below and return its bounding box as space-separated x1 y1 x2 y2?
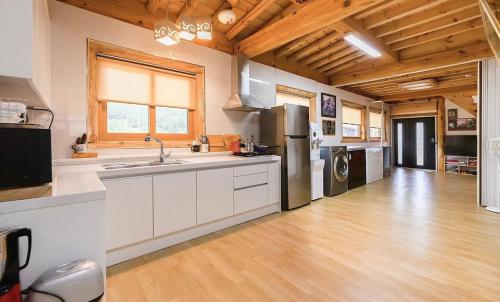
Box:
383 6 481 45
274 25 337 58
325 56 371 74
330 42 491 86
362 0 451 29
146 0 161 14
380 84 477 101
225 0 276 40
353 0 406 20
390 17 484 51
289 33 345 62
235 0 387 58
308 46 357 69
372 0 478 38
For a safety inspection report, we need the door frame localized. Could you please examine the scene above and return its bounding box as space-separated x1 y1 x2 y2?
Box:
391 115 438 170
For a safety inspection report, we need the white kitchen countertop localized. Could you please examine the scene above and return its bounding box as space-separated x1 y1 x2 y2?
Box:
0 154 281 214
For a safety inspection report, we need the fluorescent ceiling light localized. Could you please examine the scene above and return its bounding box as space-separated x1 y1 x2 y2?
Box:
344 34 382 58
398 79 438 91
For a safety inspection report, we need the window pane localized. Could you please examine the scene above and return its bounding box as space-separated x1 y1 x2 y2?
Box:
369 111 382 128
342 106 362 124
397 123 403 165
107 102 149 133
416 122 424 166
276 93 310 107
156 107 188 134
370 127 381 138
342 124 360 137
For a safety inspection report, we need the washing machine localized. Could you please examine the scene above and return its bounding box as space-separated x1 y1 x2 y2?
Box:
320 146 349 196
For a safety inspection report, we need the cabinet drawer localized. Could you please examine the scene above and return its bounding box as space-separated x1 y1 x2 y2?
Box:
234 184 268 214
234 173 267 189
234 164 268 176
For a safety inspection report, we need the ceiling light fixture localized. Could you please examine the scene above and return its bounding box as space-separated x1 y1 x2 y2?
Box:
344 33 381 58
178 15 197 41
398 79 438 91
154 1 180 46
218 1 237 25
196 16 213 40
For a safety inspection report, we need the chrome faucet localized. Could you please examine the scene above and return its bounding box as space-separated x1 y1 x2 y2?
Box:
145 135 171 163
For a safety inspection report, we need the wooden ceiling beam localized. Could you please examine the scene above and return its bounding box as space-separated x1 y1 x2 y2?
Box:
225 0 276 40
331 17 398 63
146 0 160 14
379 84 477 101
289 32 344 62
260 1 301 28
330 42 490 86
444 92 477 115
235 0 385 58
373 0 478 38
383 7 481 45
299 41 349 66
390 18 484 51
363 0 450 29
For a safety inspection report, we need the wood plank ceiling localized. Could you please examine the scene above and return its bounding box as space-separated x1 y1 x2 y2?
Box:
58 0 496 104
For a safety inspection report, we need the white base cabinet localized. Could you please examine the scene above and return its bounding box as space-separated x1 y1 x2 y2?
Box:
103 176 153 250
104 160 281 265
153 171 196 237
197 168 234 225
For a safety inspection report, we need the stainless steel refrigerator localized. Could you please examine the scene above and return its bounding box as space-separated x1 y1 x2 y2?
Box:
260 104 311 210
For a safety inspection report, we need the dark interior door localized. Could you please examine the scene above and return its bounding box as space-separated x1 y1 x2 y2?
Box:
393 117 436 170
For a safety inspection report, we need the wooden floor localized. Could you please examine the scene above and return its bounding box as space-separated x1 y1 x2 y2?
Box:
106 168 500 302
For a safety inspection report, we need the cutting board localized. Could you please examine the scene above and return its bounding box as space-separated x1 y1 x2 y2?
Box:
207 135 226 152
223 134 241 151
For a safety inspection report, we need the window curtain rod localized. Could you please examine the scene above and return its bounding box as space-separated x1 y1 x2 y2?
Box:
96 53 197 77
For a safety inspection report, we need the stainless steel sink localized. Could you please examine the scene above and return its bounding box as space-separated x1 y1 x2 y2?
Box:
102 160 186 170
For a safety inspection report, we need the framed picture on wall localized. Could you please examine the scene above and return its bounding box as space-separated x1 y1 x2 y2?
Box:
322 119 336 136
321 93 336 118
448 109 458 122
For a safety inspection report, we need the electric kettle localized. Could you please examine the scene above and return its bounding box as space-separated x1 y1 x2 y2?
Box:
0 228 32 302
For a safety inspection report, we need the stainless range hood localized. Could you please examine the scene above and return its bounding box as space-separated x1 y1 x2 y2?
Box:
223 55 276 112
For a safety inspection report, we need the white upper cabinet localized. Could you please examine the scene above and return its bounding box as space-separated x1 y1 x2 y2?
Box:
0 0 51 108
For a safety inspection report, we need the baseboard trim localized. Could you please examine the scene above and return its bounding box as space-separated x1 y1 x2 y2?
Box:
106 203 281 266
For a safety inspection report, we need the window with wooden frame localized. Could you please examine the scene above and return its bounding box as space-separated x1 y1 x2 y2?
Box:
341 100 366 142
383 110 390 142
87 40 205 147
276 85 317 122
369 108 382 141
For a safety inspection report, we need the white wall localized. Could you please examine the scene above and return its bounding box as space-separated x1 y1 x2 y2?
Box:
48 0 383 159
48 0 257 159
275 70 383 147
480 58 500 208
445 99 477 135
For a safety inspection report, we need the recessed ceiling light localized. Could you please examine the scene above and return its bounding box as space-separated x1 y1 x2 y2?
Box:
344 33 382 58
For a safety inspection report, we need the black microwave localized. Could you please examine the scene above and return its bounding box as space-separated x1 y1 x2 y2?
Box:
0 124 52 189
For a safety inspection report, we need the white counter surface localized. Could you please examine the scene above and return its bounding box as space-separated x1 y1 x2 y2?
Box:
0 154 280 214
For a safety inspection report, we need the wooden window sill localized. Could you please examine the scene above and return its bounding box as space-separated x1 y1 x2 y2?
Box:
341 138 367 143
369 138 382 142
88 141 192 149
